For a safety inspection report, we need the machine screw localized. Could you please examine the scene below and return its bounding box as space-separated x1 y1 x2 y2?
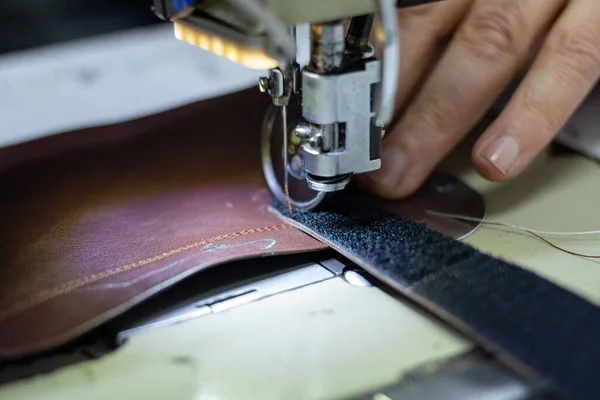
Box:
258 77 270 93
295 124 313 139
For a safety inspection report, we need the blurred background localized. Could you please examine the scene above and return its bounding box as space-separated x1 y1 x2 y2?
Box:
0 0 262 147
0 0 160 53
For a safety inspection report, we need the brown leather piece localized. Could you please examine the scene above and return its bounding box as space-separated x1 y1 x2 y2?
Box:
0 89 326 360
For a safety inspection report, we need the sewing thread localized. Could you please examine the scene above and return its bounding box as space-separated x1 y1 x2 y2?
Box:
426 210 600 259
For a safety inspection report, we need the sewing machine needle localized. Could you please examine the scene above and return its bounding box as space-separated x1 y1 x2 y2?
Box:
282 105 293 216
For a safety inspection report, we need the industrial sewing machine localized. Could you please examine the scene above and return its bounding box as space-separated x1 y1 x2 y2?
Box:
1 1 600 399
152 0 439 210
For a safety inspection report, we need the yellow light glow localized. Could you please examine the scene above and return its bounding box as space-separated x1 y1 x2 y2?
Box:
173 23 279 70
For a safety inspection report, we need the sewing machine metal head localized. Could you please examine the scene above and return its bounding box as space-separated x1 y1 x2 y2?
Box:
154 0 440 211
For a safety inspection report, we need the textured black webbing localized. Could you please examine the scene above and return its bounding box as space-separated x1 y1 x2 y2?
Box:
272 194 600 400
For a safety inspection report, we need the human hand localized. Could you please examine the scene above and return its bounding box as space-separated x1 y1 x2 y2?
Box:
359 0 600 198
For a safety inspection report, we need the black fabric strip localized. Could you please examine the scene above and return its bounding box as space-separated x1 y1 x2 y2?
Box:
272 194 600 400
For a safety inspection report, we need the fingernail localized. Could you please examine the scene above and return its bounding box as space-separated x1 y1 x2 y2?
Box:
479 136 519 175
368 147 406 187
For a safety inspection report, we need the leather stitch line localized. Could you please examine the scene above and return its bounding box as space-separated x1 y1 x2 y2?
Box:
0 224 289 322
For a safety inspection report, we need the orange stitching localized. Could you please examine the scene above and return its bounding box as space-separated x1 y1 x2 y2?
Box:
0 224 289 322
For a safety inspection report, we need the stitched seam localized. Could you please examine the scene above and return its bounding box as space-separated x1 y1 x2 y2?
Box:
0 224 289 322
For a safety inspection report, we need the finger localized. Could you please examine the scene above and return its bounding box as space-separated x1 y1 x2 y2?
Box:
361 0 565 198
392 0 472 114
473 0 600 180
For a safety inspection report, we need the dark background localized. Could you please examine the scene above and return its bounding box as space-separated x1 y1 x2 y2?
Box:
0 0 163 54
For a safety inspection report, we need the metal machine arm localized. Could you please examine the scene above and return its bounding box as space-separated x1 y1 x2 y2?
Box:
153 0 442 210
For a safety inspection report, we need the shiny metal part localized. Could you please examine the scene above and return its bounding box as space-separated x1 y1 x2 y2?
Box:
258 77 270 93
288 1 400 195
306 174 350 192
270 69 285 98
115 256 381 344
281 104 292 213
261 102 328 211
165 0 408 200
259 62 297 107
300 63 381 179
319 258 347 274
254 1 401 198
117 260 338 344
310 22 346 73
252 1 401 198
294 123 319 140
361 44 376 59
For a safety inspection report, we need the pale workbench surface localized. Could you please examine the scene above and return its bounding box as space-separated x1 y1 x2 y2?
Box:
0 279 469 400
2 142 599 400
446 143 600 305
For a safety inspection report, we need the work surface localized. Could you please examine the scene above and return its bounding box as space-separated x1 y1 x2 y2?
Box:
1 134 599 400
2 25 600 400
